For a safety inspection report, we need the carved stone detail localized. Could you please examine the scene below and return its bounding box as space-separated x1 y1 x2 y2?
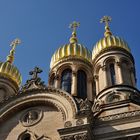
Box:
74 98 92 115
20 108 43 127
61 132 88 140
55 74 60 80
94 75 99 80
92 99 103 116
20 67 45 92
116 61 121 67
64 121 72 128
98 110 140 122
76 119 84 126
101 65 107 71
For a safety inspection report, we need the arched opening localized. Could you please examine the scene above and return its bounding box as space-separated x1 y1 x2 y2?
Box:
77 70 87 99
61 69 72 93
109 63 116 85
92 80 96 96
20 133 31 140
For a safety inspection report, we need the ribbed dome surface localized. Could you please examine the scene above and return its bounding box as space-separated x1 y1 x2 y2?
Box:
92 35 131 60
50 43 92 68
0 62 22 87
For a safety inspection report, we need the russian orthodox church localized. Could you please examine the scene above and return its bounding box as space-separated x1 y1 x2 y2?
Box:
0 16 140 140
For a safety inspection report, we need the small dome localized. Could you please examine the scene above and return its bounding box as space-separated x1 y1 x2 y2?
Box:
92 16 131 60
0 62 22 87
50 22 92 68
92 35 131 60
50 43 92 68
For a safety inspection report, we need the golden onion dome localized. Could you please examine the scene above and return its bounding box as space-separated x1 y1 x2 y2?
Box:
50 22 92 68
0 39 22 87
0 62 22 86
92 16 131 60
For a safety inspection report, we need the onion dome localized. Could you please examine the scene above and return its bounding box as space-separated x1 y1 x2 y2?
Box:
50 21 92 68
0 39 22 87
92 16 131 60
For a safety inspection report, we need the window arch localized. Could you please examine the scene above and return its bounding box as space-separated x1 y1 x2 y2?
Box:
109 63 116 85
19 133 31 140
77 70 87 99
61 69 72 93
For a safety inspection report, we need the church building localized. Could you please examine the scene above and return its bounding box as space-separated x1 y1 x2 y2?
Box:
0 16 140 140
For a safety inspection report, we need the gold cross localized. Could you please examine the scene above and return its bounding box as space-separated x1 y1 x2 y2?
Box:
10 38 21 51
69 21 80 32
100 16 112 27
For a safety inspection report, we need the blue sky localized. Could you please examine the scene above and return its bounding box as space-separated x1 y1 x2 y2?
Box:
0 0 140 88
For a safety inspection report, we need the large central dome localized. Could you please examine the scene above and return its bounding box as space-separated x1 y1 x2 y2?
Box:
50 23 92 69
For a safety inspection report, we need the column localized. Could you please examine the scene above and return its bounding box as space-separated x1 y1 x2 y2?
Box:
55 74 60 89
101 65 108 88
130 67 136 87
71 71 77 96
115 61 123 84
94 75 99 95
87 77 93 100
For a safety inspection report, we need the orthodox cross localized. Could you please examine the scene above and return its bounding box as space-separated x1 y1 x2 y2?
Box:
10 38 21 51
100 16 112 27
7 38 21 63
29 67 42 79
69 21 80 32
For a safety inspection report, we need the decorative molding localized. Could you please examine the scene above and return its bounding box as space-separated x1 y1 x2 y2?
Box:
98 110 140 122
61 132 88 140
0 87 78 123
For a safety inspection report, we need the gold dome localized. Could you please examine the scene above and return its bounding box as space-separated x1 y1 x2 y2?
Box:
50 43 92 68
92 16 131 60
92 35 131 60
0 39 22 87
50 21 92 68
0 62 22 87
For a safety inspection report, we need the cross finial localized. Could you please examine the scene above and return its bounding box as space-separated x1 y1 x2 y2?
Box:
69 21 80 32
69 21 80 44
100 16 112 27
29 66 42 80
10 38 21 51
7 38 21 63
100 16 112 37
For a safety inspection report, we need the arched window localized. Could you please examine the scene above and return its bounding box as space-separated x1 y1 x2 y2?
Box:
21 133 31 140
92 80 96 96
77 70 87 99
109 63 116 85
61 69 72 93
